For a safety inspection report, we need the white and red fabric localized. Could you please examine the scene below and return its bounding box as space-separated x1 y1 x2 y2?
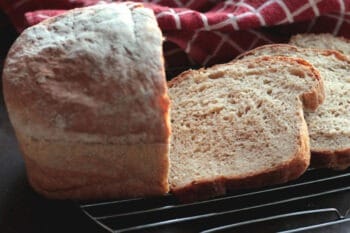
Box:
0 0 350 67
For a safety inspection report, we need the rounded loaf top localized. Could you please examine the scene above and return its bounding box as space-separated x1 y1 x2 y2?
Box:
3 3 170 144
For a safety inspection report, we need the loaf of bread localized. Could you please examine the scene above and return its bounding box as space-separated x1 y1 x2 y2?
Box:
3 3 171 199
236 44 350 170
168 56 324 202
290 33 350 56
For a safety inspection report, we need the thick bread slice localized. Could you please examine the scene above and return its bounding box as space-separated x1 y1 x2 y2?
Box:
168 56 324 202
3 3 170 199
236 44 350 170
290 33 350 56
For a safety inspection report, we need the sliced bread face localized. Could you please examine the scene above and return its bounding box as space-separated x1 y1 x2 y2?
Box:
289 33 350 56
236 44 350 170
168 56 324 202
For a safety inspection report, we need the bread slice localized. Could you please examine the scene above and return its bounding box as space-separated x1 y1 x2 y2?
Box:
168 56 324 202
3 3 170 200
290 33 350 56
236 44 350 170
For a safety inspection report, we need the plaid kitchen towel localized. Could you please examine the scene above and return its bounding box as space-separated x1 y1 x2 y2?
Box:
0 0 350 68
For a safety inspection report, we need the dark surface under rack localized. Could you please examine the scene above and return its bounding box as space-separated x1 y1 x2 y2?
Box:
80 168 350 233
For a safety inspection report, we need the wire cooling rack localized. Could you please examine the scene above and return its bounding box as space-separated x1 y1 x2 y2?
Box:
79 168 350 233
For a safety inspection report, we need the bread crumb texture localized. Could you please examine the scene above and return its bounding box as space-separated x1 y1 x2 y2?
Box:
169 56 323 197
239 44 350 153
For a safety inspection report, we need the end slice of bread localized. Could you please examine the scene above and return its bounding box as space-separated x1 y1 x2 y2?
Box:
168 56 324 202
236 44 350 170
289 33 350 56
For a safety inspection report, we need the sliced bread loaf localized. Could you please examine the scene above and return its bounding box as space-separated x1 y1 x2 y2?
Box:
236 44 350 170
168 56 324 202
289 33 350 56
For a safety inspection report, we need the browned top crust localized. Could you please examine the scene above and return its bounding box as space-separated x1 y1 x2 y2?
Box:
3 3 170 145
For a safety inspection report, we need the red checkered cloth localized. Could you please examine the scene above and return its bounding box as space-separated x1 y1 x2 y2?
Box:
1 0 350 68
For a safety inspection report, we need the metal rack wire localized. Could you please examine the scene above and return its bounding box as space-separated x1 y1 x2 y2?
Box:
80 168 350 233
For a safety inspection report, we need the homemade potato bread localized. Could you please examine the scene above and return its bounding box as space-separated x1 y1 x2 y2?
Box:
236 44 350 170
168 56 324 202
3 3 337 202
3 3 171 199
